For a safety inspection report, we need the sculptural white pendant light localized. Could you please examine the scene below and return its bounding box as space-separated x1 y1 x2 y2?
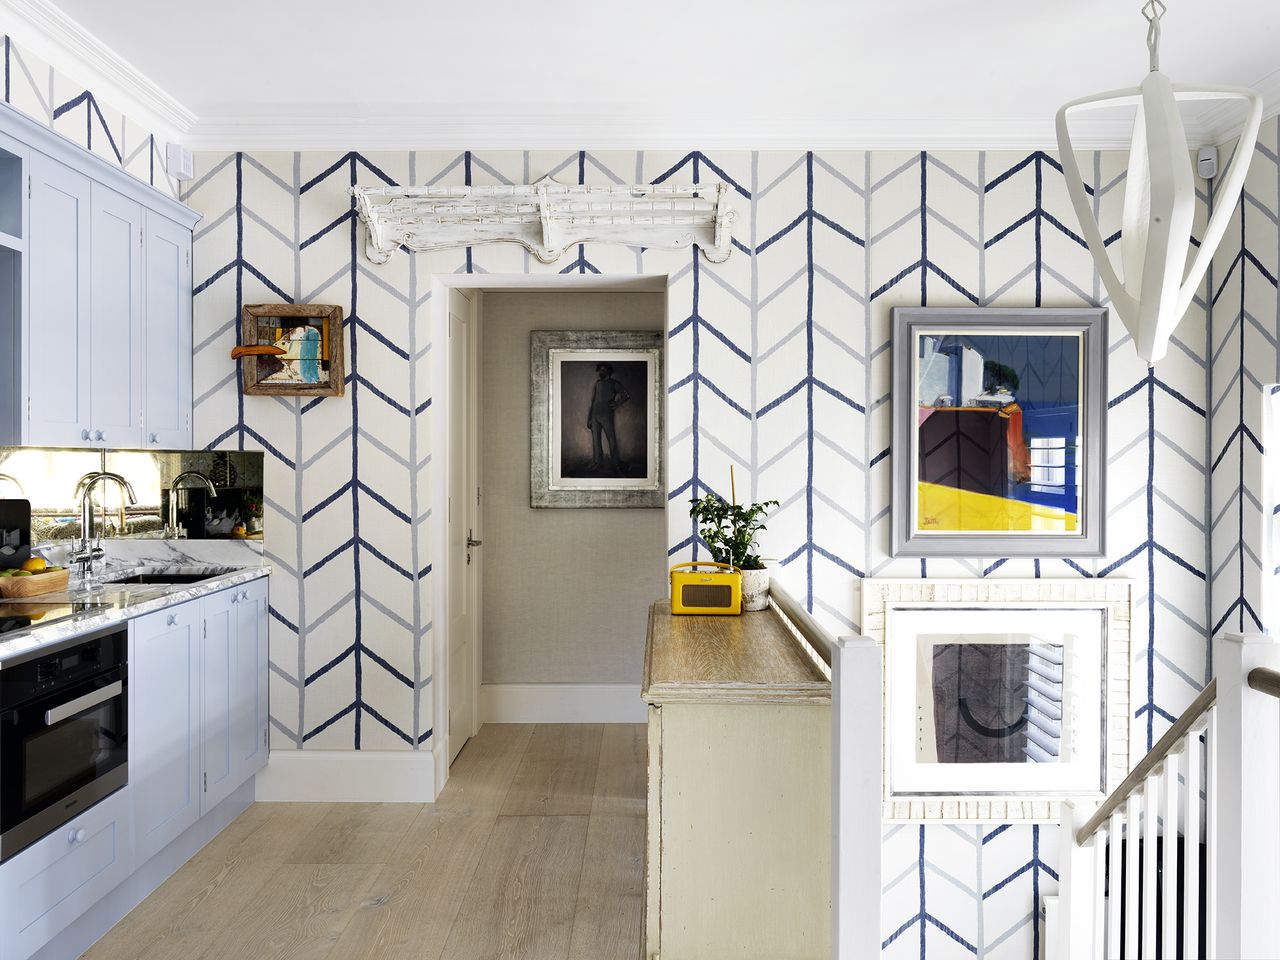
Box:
1055 0 1262 364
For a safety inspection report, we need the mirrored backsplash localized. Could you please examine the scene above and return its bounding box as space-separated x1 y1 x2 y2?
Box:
0 447 265 544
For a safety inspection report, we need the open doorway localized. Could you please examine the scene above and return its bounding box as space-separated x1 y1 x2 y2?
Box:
436 276 670 775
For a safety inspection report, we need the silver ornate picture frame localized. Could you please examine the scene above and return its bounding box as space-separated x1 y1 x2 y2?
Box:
861 578 1133 823
530 330 664 508
891 307 1108 558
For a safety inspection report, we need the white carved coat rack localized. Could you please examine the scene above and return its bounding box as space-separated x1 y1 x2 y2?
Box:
350 180 736 265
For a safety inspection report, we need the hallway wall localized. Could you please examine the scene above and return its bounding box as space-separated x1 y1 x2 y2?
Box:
184 147 1214 959
1209 116 1280 643
479 290 667 684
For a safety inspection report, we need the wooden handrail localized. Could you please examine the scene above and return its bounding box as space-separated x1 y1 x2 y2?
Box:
1076 678 1217 845
1248 667 1280 700
767 579 834 667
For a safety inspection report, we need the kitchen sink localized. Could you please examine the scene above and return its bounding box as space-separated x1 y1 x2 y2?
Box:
105 569 236 586
107 573 215 585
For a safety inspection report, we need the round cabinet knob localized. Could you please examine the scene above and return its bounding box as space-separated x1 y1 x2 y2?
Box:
230 594 238 604
68 827 87 844
94 430 105 442
240 591 250 602
149 433 159 444
80 429 90 441
167 614 178 626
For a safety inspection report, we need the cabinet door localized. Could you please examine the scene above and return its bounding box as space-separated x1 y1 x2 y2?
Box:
232 579 270 782
142 212 192 449
201 589 238 813
27 154 90 446
89 184 143 448
0 785 131 960
129 600 201 867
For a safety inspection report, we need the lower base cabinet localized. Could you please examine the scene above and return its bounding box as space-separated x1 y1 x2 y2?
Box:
132 578 269 863
0 787 131 960
0 576 270 960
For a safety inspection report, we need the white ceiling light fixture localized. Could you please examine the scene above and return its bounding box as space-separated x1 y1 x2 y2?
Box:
1056 0 1262 365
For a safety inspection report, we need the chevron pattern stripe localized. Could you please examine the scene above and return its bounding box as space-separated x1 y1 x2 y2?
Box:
180 144 1222 957
0 33 178 198
1210 117 1280 650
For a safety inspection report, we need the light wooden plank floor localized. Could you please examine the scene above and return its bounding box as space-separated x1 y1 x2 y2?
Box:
82 723 646 960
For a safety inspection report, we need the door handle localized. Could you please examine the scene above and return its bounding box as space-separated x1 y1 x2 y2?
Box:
466 535 483 548
45 679 123 726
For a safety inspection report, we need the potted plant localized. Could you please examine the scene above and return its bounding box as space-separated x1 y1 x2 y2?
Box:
689 479 778 612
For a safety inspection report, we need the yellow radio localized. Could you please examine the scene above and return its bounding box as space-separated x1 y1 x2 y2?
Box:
669 561 742 615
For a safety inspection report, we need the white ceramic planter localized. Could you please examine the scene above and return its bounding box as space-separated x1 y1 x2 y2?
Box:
741 567 770 612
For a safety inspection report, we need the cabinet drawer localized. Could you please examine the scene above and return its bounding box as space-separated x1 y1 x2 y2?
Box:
0 788 131 960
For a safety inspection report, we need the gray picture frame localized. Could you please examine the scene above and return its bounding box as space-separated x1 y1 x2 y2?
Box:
891 307 1107 558
530 329 665 508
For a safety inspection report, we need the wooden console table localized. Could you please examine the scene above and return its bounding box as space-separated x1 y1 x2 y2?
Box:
641 593 832 960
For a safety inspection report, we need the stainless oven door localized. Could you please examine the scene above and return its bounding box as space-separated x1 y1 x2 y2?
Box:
0 665 128 861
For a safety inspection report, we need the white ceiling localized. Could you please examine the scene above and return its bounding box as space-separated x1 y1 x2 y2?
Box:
27 0 1280 149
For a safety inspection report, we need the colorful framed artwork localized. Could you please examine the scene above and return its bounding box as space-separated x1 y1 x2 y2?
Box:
891 307 1107 558
530 330 664 508
861 578 1132 823
239 304 345 397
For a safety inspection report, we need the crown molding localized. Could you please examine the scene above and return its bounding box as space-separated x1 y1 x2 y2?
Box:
0 0 195 139
1198 66 1280 146
184 112 1159 153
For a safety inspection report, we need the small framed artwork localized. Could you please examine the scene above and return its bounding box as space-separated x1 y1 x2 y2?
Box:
861 578 1132 822
891 307 1107 558
239 304 345 397
530 330 663 508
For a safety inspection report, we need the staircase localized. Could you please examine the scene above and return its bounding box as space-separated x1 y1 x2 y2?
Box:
1046 633 1280 959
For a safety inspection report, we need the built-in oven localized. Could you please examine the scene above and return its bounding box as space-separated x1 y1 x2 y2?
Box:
0 624 127 862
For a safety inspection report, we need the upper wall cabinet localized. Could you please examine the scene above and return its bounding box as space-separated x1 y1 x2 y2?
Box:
0 103 200 450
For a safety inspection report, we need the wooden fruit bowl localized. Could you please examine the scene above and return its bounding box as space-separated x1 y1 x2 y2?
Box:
0 567 70 598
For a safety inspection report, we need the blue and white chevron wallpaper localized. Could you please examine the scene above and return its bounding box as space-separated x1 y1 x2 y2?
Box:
179 143 1244 958
1210 118 1280 651
0 33 180 199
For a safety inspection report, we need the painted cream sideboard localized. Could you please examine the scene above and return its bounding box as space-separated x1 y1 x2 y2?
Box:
642 599 832 960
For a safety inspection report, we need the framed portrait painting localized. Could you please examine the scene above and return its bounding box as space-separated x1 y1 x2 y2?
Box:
530 330 664 508
240 303 345 397
891 307 1107 558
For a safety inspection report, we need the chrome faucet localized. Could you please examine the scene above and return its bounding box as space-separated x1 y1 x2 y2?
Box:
168 471 216 539
72 472 138 576
0 472 24 497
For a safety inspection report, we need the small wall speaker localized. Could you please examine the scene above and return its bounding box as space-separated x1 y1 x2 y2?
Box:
166 142 194 182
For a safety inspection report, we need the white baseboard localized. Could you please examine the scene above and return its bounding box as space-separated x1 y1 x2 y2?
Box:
480 683 647 723
254 749 438 802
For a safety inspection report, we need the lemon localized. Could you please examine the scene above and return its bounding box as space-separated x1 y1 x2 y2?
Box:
20 557 47 573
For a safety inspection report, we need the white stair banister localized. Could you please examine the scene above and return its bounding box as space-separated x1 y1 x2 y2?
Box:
1211 632 1280 960
1051 800 1102 960
831 636 882 959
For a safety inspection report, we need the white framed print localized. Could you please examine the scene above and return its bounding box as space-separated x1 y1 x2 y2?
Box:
861 578 1133 823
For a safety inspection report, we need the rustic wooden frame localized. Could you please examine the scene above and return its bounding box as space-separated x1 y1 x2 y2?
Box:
239 303 345 398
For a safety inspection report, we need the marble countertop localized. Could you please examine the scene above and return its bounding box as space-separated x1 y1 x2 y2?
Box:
0 563 271 665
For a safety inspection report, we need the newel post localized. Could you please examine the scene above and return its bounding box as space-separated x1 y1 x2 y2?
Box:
1212 632 1280 959
1049 800 1100 960
831 636 882 959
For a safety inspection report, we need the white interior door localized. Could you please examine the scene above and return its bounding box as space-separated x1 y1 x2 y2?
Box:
447 286 479 763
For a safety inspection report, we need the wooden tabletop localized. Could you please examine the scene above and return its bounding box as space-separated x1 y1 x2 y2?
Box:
641 600 831 705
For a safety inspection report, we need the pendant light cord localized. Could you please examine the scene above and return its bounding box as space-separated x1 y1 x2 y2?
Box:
1143 0 1167 72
